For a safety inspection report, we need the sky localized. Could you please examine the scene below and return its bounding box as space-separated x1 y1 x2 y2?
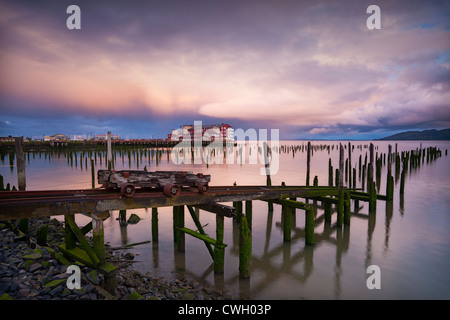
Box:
0 0 449 140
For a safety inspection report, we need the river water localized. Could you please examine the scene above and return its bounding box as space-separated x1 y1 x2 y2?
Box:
1 140 449 299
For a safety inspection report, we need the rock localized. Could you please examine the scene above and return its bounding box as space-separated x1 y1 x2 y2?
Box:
36 225 48 246
22 252 42 260
124 252 135 260
182 292 195 300
44 279 66 288
127 214 141 224
87 270 100 285
29 262 42 273
0 293 14 300
49 285 63 297
126 291 144 300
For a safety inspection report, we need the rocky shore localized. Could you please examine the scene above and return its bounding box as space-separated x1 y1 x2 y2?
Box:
0 217 233 300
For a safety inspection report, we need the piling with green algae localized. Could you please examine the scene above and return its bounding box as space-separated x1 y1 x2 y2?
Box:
152 207 159 242
305 205 314 245
214 214 225 274
173 206 185 252
239 214 252 278
282 205 292 242
344 191 351 225
337 143 344 227
328 158 333 187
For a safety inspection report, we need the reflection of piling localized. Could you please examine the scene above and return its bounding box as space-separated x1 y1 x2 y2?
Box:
15 137 26 191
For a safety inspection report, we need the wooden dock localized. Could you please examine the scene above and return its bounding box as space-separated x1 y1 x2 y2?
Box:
1 138 443 296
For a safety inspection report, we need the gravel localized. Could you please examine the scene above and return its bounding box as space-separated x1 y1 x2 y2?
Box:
0 217 233 300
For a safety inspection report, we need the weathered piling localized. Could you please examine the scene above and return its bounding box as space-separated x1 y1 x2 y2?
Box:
306 141 311 186
282 205 292 242
344 191 351 225
91 159 95 189
386 145 394 200
152 207 159 242
348 142 352 189
368 143 377 212
15 137 26 191
15 137 28 232
214 214 225 274
107 131 112 170
245 200 253 227
173 206 185 252
328 158 333 187
337 144 344 227
305 206 314 245
239 214 251 278
324 201 332 222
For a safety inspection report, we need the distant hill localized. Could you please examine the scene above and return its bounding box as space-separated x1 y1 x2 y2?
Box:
379 128 450 140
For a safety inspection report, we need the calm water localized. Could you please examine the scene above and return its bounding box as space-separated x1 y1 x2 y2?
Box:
1 140 449 299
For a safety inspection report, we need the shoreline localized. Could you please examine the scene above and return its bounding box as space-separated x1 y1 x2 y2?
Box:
0 217 234 300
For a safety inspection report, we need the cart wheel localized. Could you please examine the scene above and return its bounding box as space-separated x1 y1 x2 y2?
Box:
121 184 136 198
197 183 209 194
163 184 180 197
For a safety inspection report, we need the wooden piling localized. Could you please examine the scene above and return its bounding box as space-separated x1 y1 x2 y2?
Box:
282 205 292 242
152 207 158 242
348 142 352 189
64 214 77 250
245 200 253 228
337 144 344 227
386 145 394 200
344 191 351 225
92 212 109 265
328 158 333 187
368 143 377 212
305 206 314 245
90 159 95 189
239 214 251 278
173 206 185 252
15 137 26 191
107 131 112 170
324 201 332 222
214 214 225 274
306 141 311 186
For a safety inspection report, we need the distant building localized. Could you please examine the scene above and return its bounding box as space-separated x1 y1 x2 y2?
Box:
0 135 14 142
93 134 121 141
169 123 234 142
72 134 88 141
44 134 69 141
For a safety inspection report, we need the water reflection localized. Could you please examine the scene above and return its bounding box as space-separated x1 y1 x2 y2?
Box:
1 141 449 299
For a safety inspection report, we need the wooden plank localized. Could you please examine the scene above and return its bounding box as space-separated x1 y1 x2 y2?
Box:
268 199 310 210
0 186 342 221
177 227 227 249
64 214 100 267
186 205 214 259
59 244 97 269
194 203 235 217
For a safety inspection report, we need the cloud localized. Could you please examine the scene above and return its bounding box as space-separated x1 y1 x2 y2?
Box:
0 0 449 139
